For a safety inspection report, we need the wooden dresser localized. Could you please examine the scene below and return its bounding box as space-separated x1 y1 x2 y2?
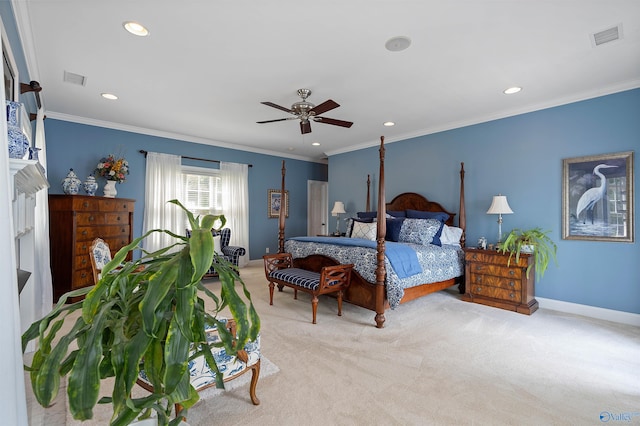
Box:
462 248 538 315
49 195 135 301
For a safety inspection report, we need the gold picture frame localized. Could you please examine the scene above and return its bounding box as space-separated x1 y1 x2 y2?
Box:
268 189 289 218
562 151 634 242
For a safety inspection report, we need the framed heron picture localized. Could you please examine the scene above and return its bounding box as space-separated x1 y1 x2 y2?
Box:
562 151 634 242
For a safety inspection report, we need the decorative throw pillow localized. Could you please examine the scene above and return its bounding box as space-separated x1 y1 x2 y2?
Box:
350 220 377 240
440 225 463 246
385 218 405 242
398 218 442 246
346 217 374 237
213 235 221 254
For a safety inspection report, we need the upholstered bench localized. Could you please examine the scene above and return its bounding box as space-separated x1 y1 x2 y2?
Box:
263 252 353 324
138 318 261 412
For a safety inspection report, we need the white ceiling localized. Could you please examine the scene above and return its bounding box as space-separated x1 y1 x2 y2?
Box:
14 1 640 162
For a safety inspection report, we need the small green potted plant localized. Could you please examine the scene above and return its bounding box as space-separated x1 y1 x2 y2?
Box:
499 227 558 281
22 200 260 426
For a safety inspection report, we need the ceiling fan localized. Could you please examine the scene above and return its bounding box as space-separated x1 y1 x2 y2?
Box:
257 88 353 134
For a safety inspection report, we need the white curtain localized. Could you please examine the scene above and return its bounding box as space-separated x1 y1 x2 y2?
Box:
33 108 53 320
220 162 249 266
142 152 184 253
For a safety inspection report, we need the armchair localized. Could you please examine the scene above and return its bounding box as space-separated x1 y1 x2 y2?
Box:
186 228 246 278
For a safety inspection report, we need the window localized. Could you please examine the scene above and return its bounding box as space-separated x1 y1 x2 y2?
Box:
182 166 222 226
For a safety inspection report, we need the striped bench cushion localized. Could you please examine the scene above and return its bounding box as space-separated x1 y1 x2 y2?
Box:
268 268 322 290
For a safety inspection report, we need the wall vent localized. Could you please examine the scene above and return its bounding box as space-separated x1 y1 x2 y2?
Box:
63 71 87 86
592 24 623 47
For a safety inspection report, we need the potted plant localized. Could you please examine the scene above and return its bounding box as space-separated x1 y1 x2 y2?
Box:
499 227 558 281
22 200 260 426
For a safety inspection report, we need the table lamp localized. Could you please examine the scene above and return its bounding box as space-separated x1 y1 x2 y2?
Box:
331 201 346 235
486 194 513 244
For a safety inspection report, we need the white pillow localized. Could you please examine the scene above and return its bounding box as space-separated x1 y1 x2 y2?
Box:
213 235 221 254
441 225 463 246
350 221 377 241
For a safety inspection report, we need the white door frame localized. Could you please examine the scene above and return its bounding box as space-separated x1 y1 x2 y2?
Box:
307 180 328 236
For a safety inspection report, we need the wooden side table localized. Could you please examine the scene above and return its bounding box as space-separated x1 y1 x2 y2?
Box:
462 248 538 315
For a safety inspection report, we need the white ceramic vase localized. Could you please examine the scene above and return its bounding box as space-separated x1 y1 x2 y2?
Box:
103 180 117 198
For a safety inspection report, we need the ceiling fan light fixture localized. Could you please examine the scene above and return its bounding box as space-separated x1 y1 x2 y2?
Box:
503 86 522 95
123 21 150 37
385 36 411 52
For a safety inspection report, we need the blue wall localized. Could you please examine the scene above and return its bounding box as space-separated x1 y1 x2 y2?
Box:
44 120 327 258
329 89 639 314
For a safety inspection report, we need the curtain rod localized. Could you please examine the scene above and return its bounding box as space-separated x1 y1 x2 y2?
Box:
139 150 252 167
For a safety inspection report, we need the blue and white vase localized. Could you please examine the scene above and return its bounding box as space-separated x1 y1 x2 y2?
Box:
62 169 82 195
8 126 29 159
6 101 21 126
83 174 98 196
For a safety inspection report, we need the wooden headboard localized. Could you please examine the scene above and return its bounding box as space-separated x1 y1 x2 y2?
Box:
386 192 456 226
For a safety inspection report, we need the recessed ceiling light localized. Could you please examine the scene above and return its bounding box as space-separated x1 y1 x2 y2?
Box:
385 36 411 52
101 93 118 100
312 142 320 146
383 121 395 127
503 87 522 95
123 21 149 37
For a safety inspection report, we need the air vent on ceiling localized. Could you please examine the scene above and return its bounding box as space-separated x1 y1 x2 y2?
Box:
63 71 87 86
591 24 623 47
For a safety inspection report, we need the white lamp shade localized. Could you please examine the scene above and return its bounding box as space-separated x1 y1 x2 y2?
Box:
331 201 346 216
486 195 514 215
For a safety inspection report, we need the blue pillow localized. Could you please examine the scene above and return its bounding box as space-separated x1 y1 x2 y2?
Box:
385 218 405 242
405 209 450 222
358 210 406 219
357 211 377 219
387 210 406 218
398 218 442 246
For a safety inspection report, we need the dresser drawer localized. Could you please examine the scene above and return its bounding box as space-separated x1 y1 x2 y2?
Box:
100 199 135 212
75 254 92 271
72 268 93 289
470 284 522 303
468 263 522 279
75 240 92 255
465 250 529 268
106 212 131 225
76 212 107 226
77 225 131 241
468 273 521 290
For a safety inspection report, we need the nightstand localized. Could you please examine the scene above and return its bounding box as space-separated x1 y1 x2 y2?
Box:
461 248 538 315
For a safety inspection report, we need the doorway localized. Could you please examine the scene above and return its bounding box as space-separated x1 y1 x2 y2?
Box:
307 180 328 236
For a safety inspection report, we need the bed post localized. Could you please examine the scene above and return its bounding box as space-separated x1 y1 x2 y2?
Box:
366 174 371 212
459 162 466 248
375 136 386 328
278 160 286 253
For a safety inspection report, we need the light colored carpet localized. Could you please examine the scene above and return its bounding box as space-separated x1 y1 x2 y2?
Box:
26 260 640 425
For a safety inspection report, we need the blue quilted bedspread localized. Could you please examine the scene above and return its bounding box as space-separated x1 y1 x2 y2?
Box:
289 237 421 279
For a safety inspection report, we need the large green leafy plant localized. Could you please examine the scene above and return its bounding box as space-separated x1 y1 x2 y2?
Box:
22 200 259 426
499 227 558 281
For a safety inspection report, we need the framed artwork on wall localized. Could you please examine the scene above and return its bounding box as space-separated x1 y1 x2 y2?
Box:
268 189 289 218
562 151 634 242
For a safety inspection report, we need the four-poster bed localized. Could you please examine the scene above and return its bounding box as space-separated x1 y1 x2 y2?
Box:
276 136 466 328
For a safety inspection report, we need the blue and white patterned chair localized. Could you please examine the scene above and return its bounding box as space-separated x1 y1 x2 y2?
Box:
89 238 113 284
137 318 261 410
186 228 246 278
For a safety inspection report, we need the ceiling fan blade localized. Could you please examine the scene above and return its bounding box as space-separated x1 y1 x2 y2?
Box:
309 99 339 116
300 121 312 134
261 101 294 114
256 118 293 124
314 117 354 128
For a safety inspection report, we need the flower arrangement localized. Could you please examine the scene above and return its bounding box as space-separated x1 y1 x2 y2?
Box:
95 154 129 183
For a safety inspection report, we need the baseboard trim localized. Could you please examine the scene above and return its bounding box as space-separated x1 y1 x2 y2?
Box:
537 297 640 327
